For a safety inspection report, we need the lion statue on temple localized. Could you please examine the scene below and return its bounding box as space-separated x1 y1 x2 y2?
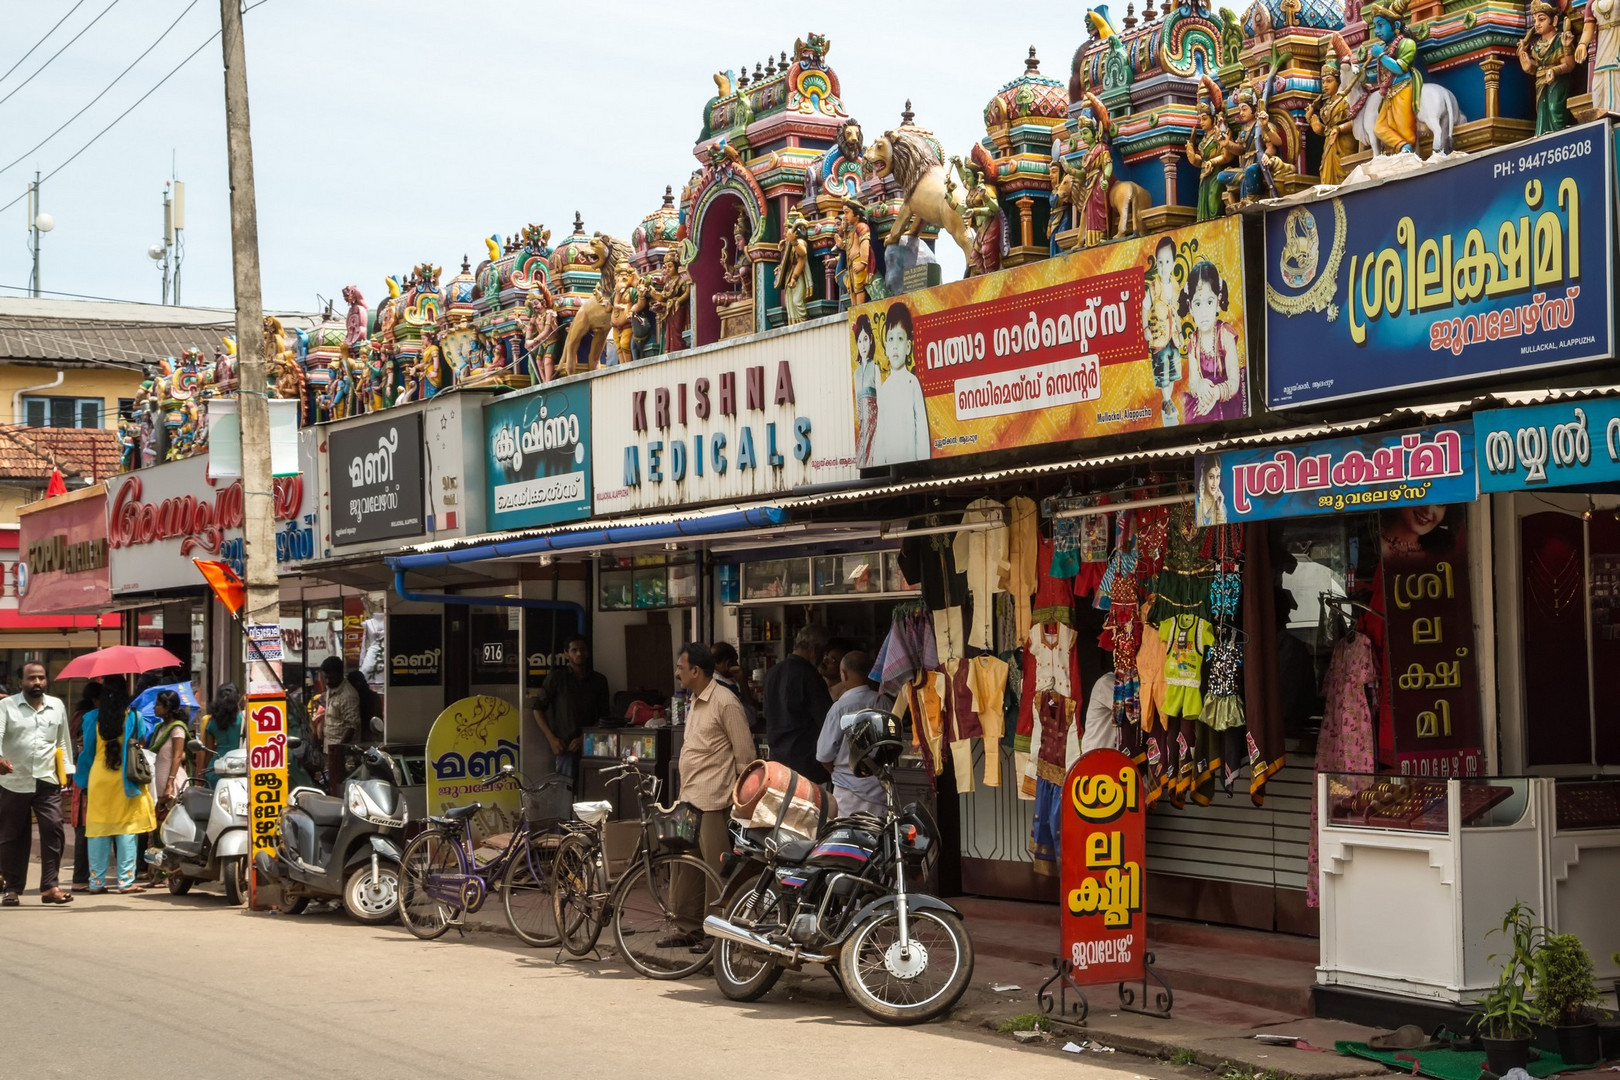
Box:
558 232 634 374
864 130 975 267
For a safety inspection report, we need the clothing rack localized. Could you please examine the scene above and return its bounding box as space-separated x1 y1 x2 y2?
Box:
1051 491 1193 520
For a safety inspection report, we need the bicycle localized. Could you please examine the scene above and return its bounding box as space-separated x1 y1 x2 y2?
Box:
397 765 570 946
550 758 722 980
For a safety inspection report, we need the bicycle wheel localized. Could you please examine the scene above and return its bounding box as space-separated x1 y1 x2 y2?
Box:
398 828 462 941
551 834 604 956
502 836 560 947
612 852 721 980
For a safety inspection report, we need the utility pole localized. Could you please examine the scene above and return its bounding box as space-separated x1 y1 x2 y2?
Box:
26 172 54 298
218 0 276 637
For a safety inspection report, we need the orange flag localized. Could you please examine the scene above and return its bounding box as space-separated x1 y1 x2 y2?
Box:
192 559 245 616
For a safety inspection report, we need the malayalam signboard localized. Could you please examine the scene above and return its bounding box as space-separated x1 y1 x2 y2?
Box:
591 320 857 514
328 412 426 546
425 695 520 845
1476 396 1620 492
1265 121 1613 409
847 216 1249 466
1194 425 1476 525
1060 749 1146 986
485 383 592 530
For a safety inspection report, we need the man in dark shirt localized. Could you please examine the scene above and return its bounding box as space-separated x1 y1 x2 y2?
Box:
763 623 833 783
531 635 611 788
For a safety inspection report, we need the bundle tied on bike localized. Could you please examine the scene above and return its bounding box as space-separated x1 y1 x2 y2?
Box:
730 760 834 843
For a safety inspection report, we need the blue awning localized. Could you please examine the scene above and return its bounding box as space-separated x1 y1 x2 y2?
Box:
386 504 791 570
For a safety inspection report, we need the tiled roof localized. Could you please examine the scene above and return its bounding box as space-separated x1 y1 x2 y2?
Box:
0 299 322 367
0 425 120 483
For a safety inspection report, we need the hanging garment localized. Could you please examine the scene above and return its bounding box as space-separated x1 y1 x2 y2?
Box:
1017 622 1080 797
953 498 1010 652
896 671 947 779
1201 626 1246 731
932 607 966 663
1029 776 1065 876
1074 502 1112 597
1152 503 1214 619
1135 597 1168 734
1160 614 1215 720
898 530 969 610
1052 516 1081 581
941 654 1011 791
1031 536 1078 627
1309 632 1378 908
1133 505 1172 577
872 608 939 698
1005 497 1039 638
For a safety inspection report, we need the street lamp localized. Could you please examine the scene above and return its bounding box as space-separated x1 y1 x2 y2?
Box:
26 172 53 298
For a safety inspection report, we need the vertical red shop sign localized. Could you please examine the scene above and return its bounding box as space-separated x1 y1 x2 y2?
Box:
1059 748 1146 985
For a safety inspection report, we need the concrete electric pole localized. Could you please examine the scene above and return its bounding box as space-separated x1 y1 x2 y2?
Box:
218 0 277 636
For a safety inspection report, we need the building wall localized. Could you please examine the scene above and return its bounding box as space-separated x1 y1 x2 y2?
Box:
0 365 144 427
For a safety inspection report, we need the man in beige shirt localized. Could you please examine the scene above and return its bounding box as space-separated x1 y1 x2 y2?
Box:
669 642 754 944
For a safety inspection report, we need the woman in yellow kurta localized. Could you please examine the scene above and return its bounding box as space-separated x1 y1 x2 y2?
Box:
75 681 156 894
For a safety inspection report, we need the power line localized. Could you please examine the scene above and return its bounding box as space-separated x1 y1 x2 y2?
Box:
0 0 125 109
0 0 90 86
0 0 274 217
0 0 202 180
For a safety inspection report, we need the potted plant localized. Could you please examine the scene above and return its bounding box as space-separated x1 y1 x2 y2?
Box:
1535 933 1603 1065
1475 901 1540 1074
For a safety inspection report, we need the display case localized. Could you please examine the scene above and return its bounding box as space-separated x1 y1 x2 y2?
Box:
599 553 697 611
735 551 918 603
1316 773 1544 1004
1546 776 1620 982
576 725 685 821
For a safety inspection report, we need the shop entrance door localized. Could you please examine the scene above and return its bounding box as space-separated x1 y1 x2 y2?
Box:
1503 495 1620 771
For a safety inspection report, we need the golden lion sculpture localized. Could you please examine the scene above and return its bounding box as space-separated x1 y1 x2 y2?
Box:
864 129 976 268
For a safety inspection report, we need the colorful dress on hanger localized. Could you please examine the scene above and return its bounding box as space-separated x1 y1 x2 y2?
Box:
942 655 1010 791
1031 535 1077 627
1309 632 1378 908
1006 497 1039 638
1073 502 1111 597
952 498 1010 652
1017 622 1080 799
1151 503 1213 620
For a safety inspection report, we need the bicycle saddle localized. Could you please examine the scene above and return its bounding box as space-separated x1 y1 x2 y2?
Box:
442 803 482 821
572 800 613 826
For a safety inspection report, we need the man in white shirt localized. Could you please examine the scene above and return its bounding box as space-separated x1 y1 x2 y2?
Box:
0 661 74 905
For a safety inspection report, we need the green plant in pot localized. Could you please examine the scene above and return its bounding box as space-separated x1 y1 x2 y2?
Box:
1475 901 1540 1074
1534 932 1603 1066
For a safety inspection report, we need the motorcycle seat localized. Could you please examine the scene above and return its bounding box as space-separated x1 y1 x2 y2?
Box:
295 792 345 827
776 839 816 863
739 828 814 863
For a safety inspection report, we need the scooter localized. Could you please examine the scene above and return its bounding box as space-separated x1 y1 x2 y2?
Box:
147 738 252 905
253 744 407 922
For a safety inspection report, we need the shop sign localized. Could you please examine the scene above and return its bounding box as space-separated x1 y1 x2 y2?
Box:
1265 121 1613 410
107 454 310 593
425 696 520 845
17 485 113 614
388 613 442 687
525 608 574 683
1060 749 1146 986
245 696 289 877
1475 396 1620 492
1194 425 1476 526
486 384 592 529
328 412 426 545
592 321 857 513
846 216 1249 466
1380 506 1484 777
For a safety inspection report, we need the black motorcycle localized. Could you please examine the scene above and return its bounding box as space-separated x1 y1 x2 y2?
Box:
253 745 407 922
704 710 975 1025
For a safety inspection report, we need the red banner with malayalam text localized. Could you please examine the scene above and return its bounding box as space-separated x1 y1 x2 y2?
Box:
1060 749 1146 986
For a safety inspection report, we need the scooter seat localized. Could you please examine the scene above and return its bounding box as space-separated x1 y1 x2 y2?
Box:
295 792 345 827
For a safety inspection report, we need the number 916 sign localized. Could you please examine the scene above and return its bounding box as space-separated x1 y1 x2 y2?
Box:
1059 749 1146 986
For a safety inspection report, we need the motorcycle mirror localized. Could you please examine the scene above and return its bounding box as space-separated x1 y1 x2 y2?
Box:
186 738 207 753
287 736 303 750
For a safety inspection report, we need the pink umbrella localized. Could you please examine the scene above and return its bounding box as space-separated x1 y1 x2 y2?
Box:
57 645 185 681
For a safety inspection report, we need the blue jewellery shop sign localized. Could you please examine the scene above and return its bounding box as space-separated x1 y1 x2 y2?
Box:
1476 396 1620 493
1264 121 1614 410
485 383 593 530
1193 425 1476 525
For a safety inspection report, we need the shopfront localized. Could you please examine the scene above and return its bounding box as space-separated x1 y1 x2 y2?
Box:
14 482 120 697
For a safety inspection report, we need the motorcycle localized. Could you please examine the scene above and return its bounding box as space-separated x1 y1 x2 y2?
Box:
147 738 251 904
253 743 407 923
703 710 975 1025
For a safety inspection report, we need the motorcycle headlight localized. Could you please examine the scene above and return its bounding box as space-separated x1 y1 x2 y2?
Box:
217 785 245 817
347 787 368 819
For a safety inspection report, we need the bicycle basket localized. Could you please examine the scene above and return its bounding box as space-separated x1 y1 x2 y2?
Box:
650 801 704 853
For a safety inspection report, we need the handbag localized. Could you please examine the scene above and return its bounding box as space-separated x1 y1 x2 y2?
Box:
125 730 154 786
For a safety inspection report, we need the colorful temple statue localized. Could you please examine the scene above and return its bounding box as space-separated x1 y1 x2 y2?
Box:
521 289 559 382
834 198 876 306
775 208 812 323
1307 43 1358 185
556 230 634 373
1519 0 1576 134
979 48 1068 266
1217 82 1291 210
301 310 347 423
865 124 977 273
342 285 368 354
651 248 691 354
951 143 1002 274
1186 79 1236 220
714 210 756 339
1068 89 1116 248
1588 0 1620 116
211 338 237 397
610 264 652 363
419 324 449 399
1361 0 1428 154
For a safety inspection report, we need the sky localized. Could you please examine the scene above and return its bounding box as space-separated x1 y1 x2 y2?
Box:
0 1 1093 313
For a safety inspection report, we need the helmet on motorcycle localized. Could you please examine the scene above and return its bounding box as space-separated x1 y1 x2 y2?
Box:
847 709 903 779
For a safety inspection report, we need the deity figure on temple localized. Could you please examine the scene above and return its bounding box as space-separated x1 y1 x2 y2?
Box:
521 289 559 382
715 213 754 307
262 315 286 375
273 348 305 411
1519 0 1577 133
1186 82 1236 220
321 357 356 421
610 264 651 364
1306 46 1358 185
775 208 812 324
1045 161 1068 254
834 198 875 306
1361 0 1427 153
1583 0 1620 115
419 325 448 400
117 416 138 471
1072 90 1116 248
212 338 238 397
1217 85 1291 209
950 144 1001 275
137 391 160 468
341 285 368 355
652 247 692 353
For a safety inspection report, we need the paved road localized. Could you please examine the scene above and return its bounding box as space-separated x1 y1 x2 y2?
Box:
2 871 1163 1080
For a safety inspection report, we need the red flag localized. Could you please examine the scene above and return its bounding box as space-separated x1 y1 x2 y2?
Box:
192 559 245 617
44 467 66 498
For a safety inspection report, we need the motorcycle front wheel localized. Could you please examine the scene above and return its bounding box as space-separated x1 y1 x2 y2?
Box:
837 908 974 1026
221 857 247 906
713 883 786 1002
343 862 400 923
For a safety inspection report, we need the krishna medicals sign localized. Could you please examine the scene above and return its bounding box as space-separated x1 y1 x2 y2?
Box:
846 215 1250 466
1264 121 1614 409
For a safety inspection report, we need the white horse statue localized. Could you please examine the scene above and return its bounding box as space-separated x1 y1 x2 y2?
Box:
1345 61 1465 158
